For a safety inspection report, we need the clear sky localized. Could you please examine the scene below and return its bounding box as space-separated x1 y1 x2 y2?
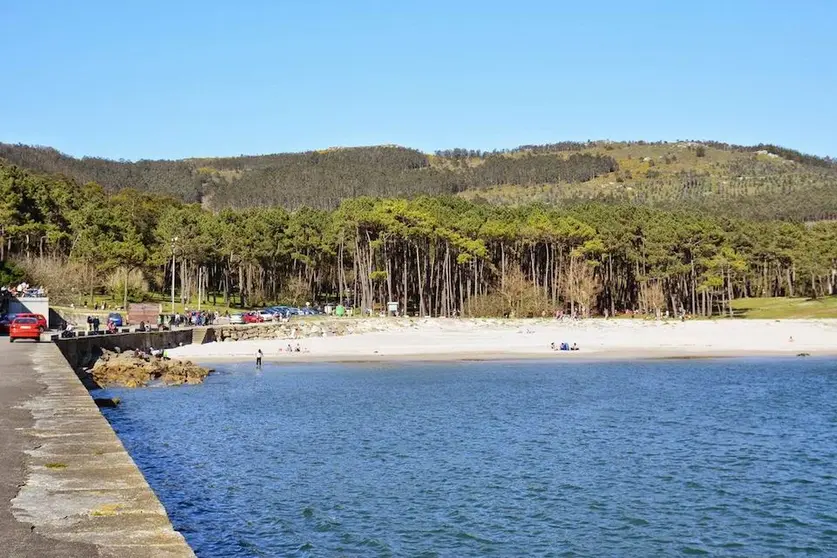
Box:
1 0 834 160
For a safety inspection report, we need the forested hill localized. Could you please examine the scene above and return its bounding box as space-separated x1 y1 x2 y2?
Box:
1 140 835 220
0 143 615 208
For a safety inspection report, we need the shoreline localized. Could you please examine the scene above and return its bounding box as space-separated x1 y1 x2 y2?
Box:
168 318 837 366
168 319 837 363
187 349 831 365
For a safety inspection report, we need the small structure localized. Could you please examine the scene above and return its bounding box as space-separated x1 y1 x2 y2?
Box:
387 301 399 317
128 303 162 327
6 296 51 326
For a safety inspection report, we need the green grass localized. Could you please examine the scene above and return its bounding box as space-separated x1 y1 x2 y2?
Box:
730 296 837 319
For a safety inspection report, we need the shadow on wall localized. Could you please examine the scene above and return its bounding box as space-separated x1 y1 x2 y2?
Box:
49 308 66 330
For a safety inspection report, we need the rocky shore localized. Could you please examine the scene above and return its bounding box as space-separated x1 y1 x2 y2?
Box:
83 349 212 388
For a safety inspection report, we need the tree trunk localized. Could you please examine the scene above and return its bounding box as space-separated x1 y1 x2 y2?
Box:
786 266 794 297
727 267 734 317
416 244 425 317
123 267 129 313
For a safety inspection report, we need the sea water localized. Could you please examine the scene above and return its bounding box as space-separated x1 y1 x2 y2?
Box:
98 358 837 557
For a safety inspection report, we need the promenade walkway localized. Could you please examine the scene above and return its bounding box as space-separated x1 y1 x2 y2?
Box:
0 339 194 557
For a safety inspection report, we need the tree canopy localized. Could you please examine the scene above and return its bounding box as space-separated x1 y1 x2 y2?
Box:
3 157 836 317
3 140 835 221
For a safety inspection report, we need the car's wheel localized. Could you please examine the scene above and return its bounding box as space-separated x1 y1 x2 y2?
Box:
9 338 14 343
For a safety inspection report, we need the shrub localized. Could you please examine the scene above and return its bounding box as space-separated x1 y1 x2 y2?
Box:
0 260 25 287
11 257 90 304
106 269 149 303
466 269 552 317
281 276 311 307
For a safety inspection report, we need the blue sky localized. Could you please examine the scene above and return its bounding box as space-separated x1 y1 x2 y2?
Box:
1 0 834 160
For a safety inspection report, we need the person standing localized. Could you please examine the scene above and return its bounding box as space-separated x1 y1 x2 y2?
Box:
256 349 263 367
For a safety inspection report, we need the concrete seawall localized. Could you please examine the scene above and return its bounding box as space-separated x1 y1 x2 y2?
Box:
6 342 195 557
55 330 196 371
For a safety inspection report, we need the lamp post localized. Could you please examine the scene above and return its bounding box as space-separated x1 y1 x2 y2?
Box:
197 266 202 312
170 237 178 314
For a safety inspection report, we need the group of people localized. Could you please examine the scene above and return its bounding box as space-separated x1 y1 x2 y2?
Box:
1 283 46 298
551 342 580 352
134 346 166 360
254 343 306 366
87 302 118 311
554 310 581 321
86 315 102 332
1 283 46 318
85 315 118 334
169 310 218 327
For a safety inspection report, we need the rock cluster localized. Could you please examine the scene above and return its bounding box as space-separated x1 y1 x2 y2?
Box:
87 350 212 388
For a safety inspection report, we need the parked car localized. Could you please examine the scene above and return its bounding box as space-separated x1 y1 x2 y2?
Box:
258 310 276 321
269 306 291 319
0 314 19 334
243 311 264 324
9 317 40 342
229 313 244 324
299 307 322 316
107 312 124 327
16 313 47 332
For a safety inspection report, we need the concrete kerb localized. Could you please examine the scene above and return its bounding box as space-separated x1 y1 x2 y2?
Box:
11 343 195 558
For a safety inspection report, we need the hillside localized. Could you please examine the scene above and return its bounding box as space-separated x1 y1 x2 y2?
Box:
1 140 835 220
3 152 837 320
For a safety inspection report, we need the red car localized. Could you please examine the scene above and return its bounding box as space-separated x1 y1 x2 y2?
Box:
17 313 47 332
242 311 264 324
9 317 41 343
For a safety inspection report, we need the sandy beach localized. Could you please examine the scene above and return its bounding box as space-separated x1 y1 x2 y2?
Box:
167 318 837 362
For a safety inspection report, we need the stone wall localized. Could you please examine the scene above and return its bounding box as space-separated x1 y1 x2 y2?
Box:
55 329 195 372
204 318 403 343
50 307 112 329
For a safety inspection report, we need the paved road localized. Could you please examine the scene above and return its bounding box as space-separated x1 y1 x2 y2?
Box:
0 337 99 557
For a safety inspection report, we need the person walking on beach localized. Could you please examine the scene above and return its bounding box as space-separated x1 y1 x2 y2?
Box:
256 349 263 367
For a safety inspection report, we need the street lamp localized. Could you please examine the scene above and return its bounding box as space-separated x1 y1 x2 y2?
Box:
171 237 178 314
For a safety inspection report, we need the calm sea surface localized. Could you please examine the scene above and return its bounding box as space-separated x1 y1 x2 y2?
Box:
98 358 837 557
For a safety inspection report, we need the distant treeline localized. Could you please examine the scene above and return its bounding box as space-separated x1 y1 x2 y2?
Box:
2 160 837 319
1 140 835 220
0 143 203 201
437 140 837 168
0 143 616 209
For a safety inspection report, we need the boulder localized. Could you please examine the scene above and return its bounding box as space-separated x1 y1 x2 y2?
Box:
87 350 213 388
94 397 121 408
